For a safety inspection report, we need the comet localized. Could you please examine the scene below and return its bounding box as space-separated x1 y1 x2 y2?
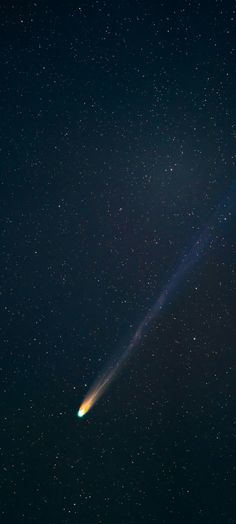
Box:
77 186 235 418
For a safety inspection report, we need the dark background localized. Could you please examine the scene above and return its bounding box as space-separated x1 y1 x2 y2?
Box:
1 1 235 523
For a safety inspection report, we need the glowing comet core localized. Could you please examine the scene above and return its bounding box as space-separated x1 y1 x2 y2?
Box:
78 373 114 417
77 399 93 418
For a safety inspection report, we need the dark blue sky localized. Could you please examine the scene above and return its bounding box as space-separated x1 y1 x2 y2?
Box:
1 1 235 523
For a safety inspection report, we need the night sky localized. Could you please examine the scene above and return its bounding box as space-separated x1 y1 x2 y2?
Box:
1 2 236 523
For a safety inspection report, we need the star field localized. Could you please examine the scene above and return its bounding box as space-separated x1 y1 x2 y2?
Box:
0 2 236 523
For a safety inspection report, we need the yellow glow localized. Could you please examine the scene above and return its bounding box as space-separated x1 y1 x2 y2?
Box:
77 398 93 418
78 370 115 418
